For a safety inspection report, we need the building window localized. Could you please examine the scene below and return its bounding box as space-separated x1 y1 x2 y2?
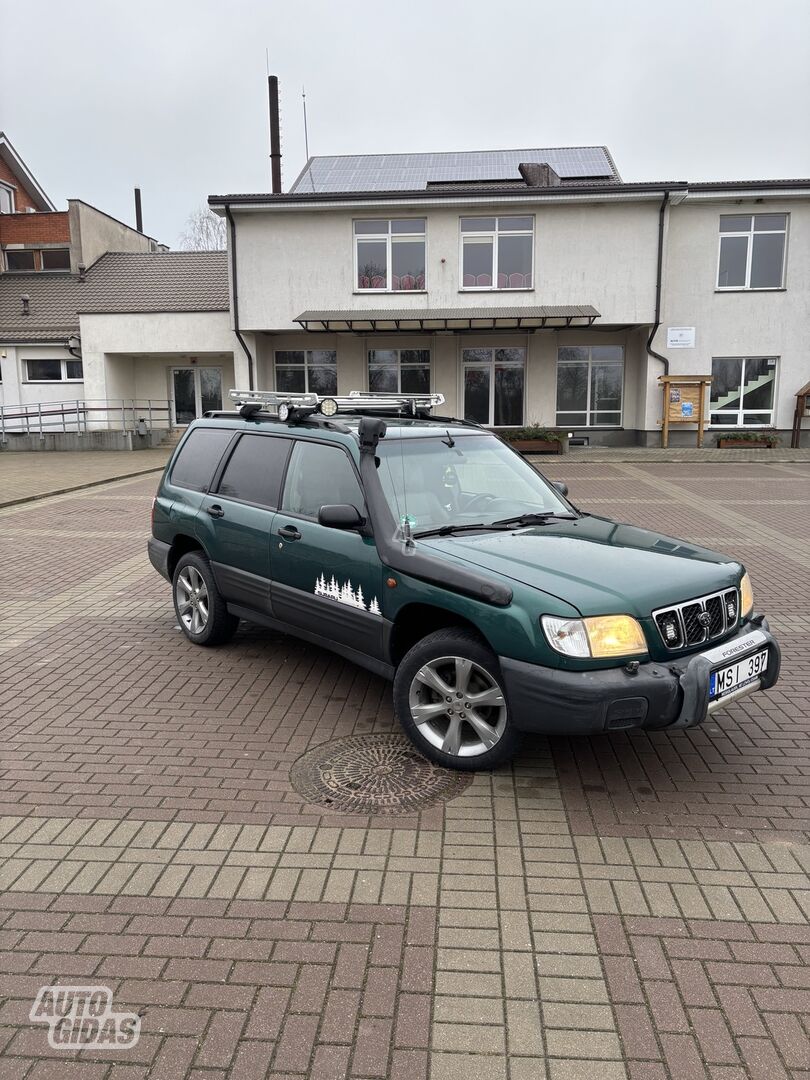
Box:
26 358 84 382
355 219 426 291
368 349 430 394
556 345 624 427
275 349 337 395
5 249 36 271
41 249 71 271
462 347 525 426
717 214 787 289
0 184 14 214
460 216 533 290
710 357 777 426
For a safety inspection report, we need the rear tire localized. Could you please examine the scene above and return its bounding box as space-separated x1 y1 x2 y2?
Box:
394 628 520 770
172 551 239 646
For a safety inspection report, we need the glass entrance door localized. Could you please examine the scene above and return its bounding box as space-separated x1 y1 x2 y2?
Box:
172 368 223 424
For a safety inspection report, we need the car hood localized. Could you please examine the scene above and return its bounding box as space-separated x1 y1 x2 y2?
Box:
419 515 742 617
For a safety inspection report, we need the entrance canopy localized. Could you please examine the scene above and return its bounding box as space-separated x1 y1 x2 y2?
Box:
294 305 599 333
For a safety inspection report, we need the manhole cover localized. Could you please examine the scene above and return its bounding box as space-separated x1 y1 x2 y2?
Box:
289 733 472 815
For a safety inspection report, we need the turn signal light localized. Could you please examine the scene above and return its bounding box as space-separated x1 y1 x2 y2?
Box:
740 572 754 618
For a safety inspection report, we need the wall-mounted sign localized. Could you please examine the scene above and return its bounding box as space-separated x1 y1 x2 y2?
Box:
667 326 696 349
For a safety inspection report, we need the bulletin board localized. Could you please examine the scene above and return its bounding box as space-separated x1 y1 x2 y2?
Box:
658 375 712 448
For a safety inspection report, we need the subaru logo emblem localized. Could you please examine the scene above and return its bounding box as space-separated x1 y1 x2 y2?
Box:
698 611 711 628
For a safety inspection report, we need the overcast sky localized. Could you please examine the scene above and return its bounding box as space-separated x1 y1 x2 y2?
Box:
3 0 809 247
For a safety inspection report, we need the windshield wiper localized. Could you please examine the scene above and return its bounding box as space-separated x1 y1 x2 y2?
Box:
491 511 579 528
413 522 514 539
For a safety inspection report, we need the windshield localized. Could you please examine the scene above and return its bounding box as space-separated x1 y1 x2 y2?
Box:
377 434 571 533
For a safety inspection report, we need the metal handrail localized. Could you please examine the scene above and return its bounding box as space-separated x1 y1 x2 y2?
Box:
0 398 173 440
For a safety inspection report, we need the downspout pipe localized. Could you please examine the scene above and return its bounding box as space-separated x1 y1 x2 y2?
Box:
646 190 670 376
225 204 255 391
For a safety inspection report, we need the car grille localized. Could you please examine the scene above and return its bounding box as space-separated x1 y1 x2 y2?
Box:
653 588 739 650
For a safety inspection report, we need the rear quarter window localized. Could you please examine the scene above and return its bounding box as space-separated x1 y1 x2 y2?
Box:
170 428 234 492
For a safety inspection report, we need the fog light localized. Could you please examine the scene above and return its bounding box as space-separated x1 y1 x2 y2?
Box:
319 397 339 417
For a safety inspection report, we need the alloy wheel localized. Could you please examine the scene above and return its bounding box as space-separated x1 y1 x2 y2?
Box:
175 565 209 635
408 655 507 758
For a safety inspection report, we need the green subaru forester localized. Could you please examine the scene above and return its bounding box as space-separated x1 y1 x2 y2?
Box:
148 390 780 770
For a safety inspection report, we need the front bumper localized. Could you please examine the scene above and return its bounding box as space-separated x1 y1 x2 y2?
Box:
501 615 781 736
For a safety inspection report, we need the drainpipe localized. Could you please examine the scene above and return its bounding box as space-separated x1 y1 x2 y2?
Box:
225 204 255 390
646 190 670 376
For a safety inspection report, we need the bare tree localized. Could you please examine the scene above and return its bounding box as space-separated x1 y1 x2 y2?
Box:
178 206 227 250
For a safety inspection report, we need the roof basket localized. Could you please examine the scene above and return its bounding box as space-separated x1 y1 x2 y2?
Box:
228 388 445 420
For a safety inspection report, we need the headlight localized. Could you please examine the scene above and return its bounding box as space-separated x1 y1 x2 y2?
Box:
542 614 647 658
740 572 754 618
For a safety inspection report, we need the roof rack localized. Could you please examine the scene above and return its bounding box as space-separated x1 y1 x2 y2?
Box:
228 388 445 421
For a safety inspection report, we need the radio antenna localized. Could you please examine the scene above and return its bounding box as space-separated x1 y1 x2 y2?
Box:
302 85 310 160
303 85 315 191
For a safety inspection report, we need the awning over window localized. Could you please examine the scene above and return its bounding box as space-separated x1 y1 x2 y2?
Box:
294 305 599 333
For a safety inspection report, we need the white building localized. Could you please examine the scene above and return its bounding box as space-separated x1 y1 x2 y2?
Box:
209 147 810 445
0 251 244 444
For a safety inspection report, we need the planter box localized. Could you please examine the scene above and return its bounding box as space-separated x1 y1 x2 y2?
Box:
717 439 775 449
510 439 563 454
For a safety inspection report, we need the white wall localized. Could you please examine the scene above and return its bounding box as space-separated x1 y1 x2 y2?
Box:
232 190 810 437
651 197 810 432
234 200 661 331
80 311 246 402
0 344 85 430
69 201 153 272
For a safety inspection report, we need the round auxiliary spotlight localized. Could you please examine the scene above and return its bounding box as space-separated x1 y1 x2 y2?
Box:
319 397 339 417
277 402 290 422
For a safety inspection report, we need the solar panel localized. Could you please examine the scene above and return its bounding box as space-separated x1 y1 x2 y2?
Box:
290 147 619 193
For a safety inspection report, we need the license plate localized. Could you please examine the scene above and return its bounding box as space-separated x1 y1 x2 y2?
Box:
709 649 768 700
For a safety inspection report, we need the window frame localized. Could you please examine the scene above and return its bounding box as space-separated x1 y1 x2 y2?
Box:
354 218 427 293
555 346 625 428
367 348 431 394
274 349 338 395
280 437 366 522
0 183 15 214
40 248 71 272
709 356 778 428
716 214 788 291
212 431 293 510
459 216 535 292
169 428 238 493
24 358 84 383
5 248 37 272
461 346 526 428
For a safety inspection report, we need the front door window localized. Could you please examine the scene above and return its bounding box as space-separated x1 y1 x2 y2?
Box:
462 348 525 426
172 368 223 424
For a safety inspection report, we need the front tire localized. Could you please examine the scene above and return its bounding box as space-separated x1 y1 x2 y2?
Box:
172 551 239 646
394 628 520 770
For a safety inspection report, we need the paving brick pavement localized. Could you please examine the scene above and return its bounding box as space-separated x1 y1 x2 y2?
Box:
0 448 170 508
0 461 808 1078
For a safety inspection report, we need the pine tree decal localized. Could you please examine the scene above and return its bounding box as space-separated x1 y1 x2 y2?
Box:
368 597 381 616
355 585 365 609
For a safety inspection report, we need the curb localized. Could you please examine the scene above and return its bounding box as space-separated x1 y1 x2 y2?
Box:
0 467 165 510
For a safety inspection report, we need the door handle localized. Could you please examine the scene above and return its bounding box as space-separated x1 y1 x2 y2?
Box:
278 524 301 541
207 504 225 518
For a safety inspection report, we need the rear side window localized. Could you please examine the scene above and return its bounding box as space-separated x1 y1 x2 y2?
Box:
281 441 365 518
170 428 234 491
217 434 291 508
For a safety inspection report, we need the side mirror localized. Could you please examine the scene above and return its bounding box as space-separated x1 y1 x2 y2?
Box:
552 481 569 497
318 503 365 530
